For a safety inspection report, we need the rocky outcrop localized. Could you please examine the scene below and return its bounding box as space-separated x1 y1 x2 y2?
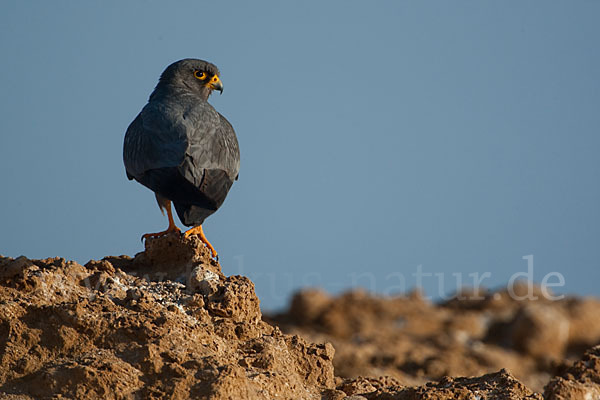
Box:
544 345 600 400
1 236 600 399
0 235 334 399
269 284 600 393
326 369 542 399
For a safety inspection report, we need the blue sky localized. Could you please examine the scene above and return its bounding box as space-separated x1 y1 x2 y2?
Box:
1 1 599 309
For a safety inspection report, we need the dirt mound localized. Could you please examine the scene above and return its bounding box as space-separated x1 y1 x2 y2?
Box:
325 369 542 399
269 284 600 393
0 235 333 399
1 236 600 399
544 345 600 399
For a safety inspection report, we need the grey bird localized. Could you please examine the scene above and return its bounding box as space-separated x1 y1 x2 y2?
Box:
123 59 240 258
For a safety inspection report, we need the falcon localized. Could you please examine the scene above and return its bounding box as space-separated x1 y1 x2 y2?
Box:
123 59 240 259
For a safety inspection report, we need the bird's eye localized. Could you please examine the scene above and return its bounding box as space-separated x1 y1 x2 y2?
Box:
194 70 207 80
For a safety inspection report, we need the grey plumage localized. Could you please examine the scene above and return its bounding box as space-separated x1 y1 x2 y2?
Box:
123 59 240 227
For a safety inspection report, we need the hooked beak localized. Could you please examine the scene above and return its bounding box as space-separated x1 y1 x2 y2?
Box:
207 75 224 94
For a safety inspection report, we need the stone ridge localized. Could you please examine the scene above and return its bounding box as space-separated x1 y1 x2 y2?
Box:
0 235 334 399
0 234 599 399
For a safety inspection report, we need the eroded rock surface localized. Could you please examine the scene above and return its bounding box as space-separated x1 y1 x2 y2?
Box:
2 237 600 399
269 284 600 394
544 345 600 400
326 369 542 400
0 235 334 399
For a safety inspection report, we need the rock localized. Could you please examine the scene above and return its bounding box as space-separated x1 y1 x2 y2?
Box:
335 370 542 399
288 288 333 322
206 275 261 324
0 237 335 399
118 232 224 285
270 285 600 393
334 370 543 399
2 238 600 399
509 303 570 360
0 256 33 280
544 345 600 400
565 298 600 352
189 264 221 295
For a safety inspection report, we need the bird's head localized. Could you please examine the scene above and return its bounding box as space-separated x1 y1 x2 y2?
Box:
156 59 224 101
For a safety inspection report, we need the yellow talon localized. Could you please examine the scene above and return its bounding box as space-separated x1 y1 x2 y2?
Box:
140 200 181 242
184 225 218 259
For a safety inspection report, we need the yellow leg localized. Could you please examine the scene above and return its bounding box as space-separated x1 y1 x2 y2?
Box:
184 225 218 259
141 200 181 241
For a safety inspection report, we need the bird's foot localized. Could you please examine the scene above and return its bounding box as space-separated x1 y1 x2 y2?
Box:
141 226 181 242
184 225 218 260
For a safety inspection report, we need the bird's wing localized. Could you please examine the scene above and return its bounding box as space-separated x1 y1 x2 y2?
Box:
124 96 240 209
180 111 240 182
218 113 241 181
178 106 240 208
123 100 189 179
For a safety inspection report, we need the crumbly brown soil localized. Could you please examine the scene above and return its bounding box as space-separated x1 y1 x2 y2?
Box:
1 236 599 399
269 283 600 394
0 235 333 399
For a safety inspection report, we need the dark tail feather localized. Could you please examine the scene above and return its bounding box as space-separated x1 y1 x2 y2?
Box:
137 167 234 227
